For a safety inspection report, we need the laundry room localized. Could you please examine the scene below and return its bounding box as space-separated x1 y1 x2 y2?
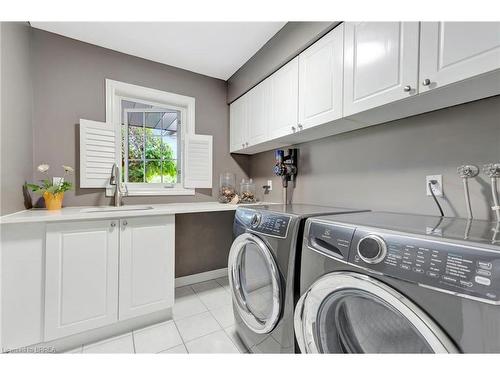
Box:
1 1 500 373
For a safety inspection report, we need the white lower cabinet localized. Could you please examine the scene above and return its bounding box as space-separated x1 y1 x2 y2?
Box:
118 216 175 320
44 216 175 341
45 220 120 341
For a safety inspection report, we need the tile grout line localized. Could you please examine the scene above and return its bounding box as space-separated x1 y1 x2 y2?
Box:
172 319 190 353
131 330 137 354
174 280 237 352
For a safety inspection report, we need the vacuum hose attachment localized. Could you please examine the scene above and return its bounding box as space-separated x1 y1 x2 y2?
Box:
273 149 298 205
483 163 500 222
457 165 479 220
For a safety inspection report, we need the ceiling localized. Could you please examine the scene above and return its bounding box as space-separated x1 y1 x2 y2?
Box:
30 22 286 80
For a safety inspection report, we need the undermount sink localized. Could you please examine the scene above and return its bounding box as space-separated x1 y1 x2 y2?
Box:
80 205 154 213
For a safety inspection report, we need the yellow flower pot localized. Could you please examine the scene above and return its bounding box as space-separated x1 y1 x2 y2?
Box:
43 192 64 211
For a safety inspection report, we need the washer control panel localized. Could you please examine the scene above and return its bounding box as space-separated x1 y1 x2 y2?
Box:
348 229 500 303
250 212 291 238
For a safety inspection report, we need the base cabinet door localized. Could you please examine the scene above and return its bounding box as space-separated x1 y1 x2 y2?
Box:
269 57 299 139
343 22 419 116
118 216 175 320
298 24 344 129
45 220 119 341
419 22 500 92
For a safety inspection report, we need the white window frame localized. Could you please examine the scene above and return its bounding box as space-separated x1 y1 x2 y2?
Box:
105 79 196 196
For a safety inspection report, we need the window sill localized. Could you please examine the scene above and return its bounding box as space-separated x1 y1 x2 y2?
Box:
105 186 195 197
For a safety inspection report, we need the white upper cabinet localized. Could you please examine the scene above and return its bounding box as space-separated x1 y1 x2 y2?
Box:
343 22 419 116
419 22 500 92
269 57 299 139
229 95 248 152
298 24 344 129
247 79 271 146
228 21 499 154
45 220 119 341
119 216 175 320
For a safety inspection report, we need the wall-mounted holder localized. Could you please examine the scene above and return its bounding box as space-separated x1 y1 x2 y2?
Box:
483 163 500 222
273 149 298 205
457 165 479 220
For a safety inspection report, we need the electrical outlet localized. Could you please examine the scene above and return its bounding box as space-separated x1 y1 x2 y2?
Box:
426 175 443 197
267 180 273 191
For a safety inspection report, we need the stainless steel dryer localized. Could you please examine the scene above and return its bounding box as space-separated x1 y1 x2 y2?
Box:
295 212 500 353
228 204 367 353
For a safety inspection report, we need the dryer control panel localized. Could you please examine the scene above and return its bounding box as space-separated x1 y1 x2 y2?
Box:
306 220 500 303
250 212 291 238
235 208 291 238
349 229 500 303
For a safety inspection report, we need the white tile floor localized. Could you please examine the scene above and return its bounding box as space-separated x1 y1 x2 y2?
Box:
66 277 246 354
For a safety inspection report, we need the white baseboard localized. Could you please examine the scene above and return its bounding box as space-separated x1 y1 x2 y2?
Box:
175 268 228 288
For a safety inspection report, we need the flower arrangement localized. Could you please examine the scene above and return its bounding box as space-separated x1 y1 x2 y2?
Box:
27 164 74 210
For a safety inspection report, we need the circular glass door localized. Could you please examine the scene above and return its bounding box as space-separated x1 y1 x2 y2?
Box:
228 233 281 334
294 272 458 353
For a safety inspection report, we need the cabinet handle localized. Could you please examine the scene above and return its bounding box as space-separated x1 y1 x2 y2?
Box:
241 143 245 148
403 85 411 92
298 124 303 130
245 142 249 147
122 220 128 227
422 78 431 86
110 222 116 228
291 126 296 133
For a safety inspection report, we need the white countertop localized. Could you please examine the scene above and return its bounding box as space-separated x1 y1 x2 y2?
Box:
0 202 248 224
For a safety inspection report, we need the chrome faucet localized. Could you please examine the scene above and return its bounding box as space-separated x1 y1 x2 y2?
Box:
110 163 126 207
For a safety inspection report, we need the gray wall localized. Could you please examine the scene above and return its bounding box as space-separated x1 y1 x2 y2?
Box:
0 22 33 215
175 211 235 277
227 22 338 103
31 28 250 208
251 96 500 221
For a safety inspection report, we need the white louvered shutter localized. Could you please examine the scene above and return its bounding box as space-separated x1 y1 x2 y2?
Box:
183 134 213 189
79 119 117 188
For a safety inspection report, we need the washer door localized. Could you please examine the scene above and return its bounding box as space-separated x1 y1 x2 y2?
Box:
228 233 281 334
294 272 458 353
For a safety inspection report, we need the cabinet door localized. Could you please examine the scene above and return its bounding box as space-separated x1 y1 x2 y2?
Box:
229 95 248 152
119 216 175 320
299 24 344 129
247 79 271 146
45 220 119 341
343 22 419 116
269 57 299 139
420 22 500 92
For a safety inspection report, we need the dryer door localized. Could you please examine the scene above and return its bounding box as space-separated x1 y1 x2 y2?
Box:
228 233 281 334
294 272 458 353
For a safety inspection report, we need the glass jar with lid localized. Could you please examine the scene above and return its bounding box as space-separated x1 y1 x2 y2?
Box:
240 178 256 203
219 172 236 203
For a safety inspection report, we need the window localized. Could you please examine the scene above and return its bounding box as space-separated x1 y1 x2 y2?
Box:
94 79 212 196
121 100 182 186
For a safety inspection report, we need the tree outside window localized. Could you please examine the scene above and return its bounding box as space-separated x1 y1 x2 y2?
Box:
121 103 181 185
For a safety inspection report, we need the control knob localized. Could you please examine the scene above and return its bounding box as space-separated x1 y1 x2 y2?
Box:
250 213 261 228
357 235 387 264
